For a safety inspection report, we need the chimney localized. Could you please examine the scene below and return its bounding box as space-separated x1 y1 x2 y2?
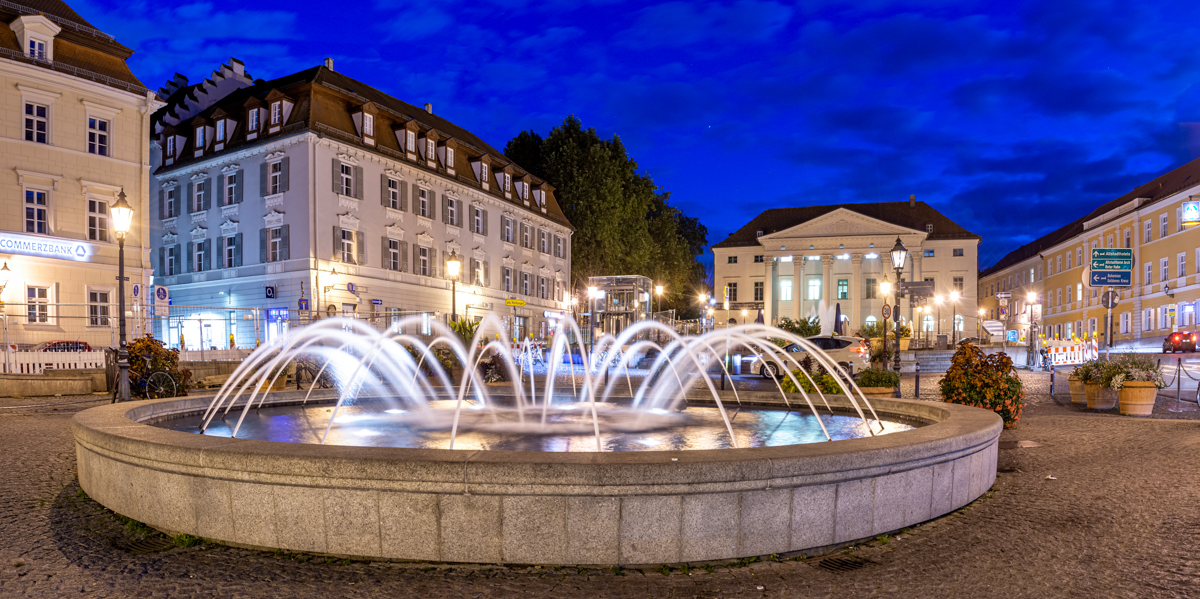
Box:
424 103 433 114
323 58 334 71
909 194 916 208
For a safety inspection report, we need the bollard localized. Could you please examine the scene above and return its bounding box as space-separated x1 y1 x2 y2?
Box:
1178 357 1183 406
1050 367 1055 396
915 362 920 398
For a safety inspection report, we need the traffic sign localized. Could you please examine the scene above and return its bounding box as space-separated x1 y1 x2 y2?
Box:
371 299 383 305
1090 248 1133 271
995 292 1011 299
999 298 1008 306
1101 290 1119 309
505 299 526 307
1090 271 1132 287
132 284 141 298
882 304 891 319
298 298 310 310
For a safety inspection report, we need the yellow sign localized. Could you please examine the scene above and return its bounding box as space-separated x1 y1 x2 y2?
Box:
505 299 526 307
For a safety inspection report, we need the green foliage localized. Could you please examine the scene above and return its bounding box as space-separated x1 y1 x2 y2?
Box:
768 337 790 348
1100 353 1165 390
857 367 900 388
781 369 844 395
449 318 480 349
940 344 1024 428
857 321 884 339
778 316 820 337
1072 359 1102 383
127 335 189 396
173 534 202 547
870 342 893 366
404 344 458 376
505 117 708 318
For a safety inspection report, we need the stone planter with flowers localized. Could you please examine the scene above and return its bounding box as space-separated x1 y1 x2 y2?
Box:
1102 353 1165 416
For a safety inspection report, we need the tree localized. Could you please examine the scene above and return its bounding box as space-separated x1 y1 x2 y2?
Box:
505 116 708 318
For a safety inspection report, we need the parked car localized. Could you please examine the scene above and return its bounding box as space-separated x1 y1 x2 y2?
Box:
31 341 93 352
1163 331 1197 353
747 335 868 378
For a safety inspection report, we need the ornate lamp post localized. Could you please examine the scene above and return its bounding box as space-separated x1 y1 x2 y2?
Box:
888 237 908 376
110 191 134 403
933 295 944 339
977 307 986 343
880 276 892 361
445 250 461 322
698 292 707 334
1026 290 1038 365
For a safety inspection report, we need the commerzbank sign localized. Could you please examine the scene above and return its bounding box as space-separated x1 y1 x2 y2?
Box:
0 233 88 261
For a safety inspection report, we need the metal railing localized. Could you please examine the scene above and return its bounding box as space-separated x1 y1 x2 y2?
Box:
0 46 147 95
0 0 116 41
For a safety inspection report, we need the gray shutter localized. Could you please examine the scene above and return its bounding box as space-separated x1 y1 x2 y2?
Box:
260 228 267 263
158 247 164 274
259 163 268 197
158 189 165 218
441 194 449 224
430 248 437 277
217 175 225 206
280 225 290 260
400 181 408 211
411 183 419 214
381 175 388 207
234 232 243 267
332 159 340 194
185 241 193 272
412 244 419 276
354 166 363 200
204 178 213 210
217 236 225 267
356 230 366 265
469 258 476 285
281 157 290 193
483 209 489 236
382 237 390 270
333 226 342 261
186 182 194 213
204 239 212 271
173 245 180 274
401 241 408 272
235 170 244 203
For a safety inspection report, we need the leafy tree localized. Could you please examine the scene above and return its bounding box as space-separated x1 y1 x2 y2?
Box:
505 116 708 318
778 317 820 338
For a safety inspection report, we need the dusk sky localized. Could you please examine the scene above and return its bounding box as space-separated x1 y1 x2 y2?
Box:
75 0 1200 270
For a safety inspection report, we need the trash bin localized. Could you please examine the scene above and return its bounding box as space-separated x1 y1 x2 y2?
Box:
732 354 742 375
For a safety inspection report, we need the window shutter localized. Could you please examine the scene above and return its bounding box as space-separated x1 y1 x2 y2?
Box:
441 194 449 224
401 241 408 272
332 159 340 194
483 210 489 236
185 241 193 272
204 239 212 271
259 163 268 197
400 181 408 211
204 178 213 210
430 248 437 277
354 166 363 200
260 228 268 263
484 261 490 287
158 189 165 217
217 176 225 206
382 237 390 270
411 183 419 214
281 225 290 260
217 236 225 267
412 244 419 275
158 247 165 273
332 226 342 261
186 182 194 213
235 170 244 203
173 245 181 274
234 232 243 267
381 175 388 207
281 157 290 193
356 230 366 265
469 258 476 284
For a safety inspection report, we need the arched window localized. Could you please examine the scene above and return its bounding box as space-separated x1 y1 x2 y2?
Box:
922 315 934 332
953 314 963 332
864 315 877 325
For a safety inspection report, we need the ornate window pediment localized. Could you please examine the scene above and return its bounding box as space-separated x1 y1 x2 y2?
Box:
264 151 286 161
264 209 284 228
161 179 178 191
189 172 207 181
338 212 360 231
386 224 405 240
162 232 177 245
445 241 461 254
417 232 434 247
190 226 207 241
336 152 360 166
219 219 238 234
473 247 487 261
503 256 515 267
220 163 241 173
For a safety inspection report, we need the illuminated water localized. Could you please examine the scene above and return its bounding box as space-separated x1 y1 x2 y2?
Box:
162 400 915 452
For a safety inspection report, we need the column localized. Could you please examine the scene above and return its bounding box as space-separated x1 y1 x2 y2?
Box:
851 253 863 330
910 254 923 328
764 257 775 325
793 258 803 323
822 255 834 332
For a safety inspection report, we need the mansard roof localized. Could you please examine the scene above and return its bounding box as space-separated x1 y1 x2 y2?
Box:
713 201 980 250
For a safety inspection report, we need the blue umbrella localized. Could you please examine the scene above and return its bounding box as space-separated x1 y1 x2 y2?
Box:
755 308 764 324
834 303 843 335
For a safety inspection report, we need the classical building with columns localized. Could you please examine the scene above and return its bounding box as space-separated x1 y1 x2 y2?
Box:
712 199 981 336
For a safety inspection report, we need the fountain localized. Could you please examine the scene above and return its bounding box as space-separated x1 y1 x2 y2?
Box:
72 316 1001 565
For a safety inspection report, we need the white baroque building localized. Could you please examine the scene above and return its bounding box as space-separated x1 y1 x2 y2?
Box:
149 59 573 348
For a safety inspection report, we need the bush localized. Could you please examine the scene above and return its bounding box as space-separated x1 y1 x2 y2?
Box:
940 344 1024 427
857 321 884 339
126 335 189 397
857 367 899 388
1072 359 1102 383
1100 353 1165 391
781 369 843 395
778 316 820 338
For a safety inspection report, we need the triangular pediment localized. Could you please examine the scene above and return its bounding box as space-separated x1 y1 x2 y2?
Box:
761 208 923 241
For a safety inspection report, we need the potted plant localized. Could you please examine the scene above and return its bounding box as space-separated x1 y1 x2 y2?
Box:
855 367 900 396
940 342 1024 427
1069 361 1094 405
897 324 912 351
1088 360 1121 410
1105 353 1165 416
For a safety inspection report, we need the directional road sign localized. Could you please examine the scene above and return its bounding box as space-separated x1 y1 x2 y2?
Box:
995 292 1011 299
1090 271 1132 287
1090 248 1133 271
505 299 526 307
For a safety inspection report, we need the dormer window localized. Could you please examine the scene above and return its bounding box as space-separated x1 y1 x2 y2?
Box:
426 139 435 160
925 223 933 233
481 163 489 187
271 102 281 125
216 120 225 142
756 230 763 237
446 147 454 167
406 130 415 152
364 114 374 137
249 109 259 131
504 173 511 192
196 127 206 148
28 39 45 60
166 136 175 157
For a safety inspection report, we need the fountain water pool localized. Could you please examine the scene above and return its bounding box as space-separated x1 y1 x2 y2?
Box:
72 316 1002 565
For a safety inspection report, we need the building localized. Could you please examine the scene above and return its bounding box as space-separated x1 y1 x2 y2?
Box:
979 156 1200 348
0 0 158 348
148 59 573 348
711 198 981 338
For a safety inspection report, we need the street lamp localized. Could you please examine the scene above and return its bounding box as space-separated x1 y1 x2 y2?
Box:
880 276 892 357
587 286 598 356
889 237 909 376
1026 290 1038 364
0 262 11 296
949 290 960 345
445 250 461 322
934 295 944 339
741 308 748 325
977 307 985 343
110 190 134 403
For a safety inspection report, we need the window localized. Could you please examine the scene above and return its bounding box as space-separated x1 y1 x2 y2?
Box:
406 130 415 152
953 276 964 291
754 281 764 301
224 173 237 205
521 224 532 249
1125 229 1131 249
952 248 964 257
268 227 283 262
807 279 820 300
502 217 513 243
24 103 47 144
446 147 454 167
426 139 435 161
924 249 934 257
1145 262 1152 286
364 113 374 137
341 229 356 263
166 136 175 157
25 190 47 234
1145 309 1153 332
521 272 531 295
193 181 204 212
727 256 738 264
504 172 511 192
1075 248 1081 268
1107 235 1113 248
193 242 205 272
87 118 108 156
387 178 400 210
1067 252 1072 269
216 120 226 142
1076 283 1082 302
339 163 354 196
249 109 259 131
503 267 513 292
269 161 283 195
1162 258 1169 282
865 278 876 299
27 286 49 324
753 255 764 263
539 276 547 299
271 101 281 125
925 223 933 233
87 199 108 242
1121 312 1129 335
166 246 177 275
87 291 110 326
1161 306 1170 330
223 235 236 268
387 240 400 271
418 247 430 276
418 188 430 218
836 279 848 300
554 236 564 258
539 230 549 253
165 189 177 218
196 126 206 149
481 163 490 185
1145 219 1152 242
472 258 484 285
28 38 45 60
727 282 738 302
1056 288 1061 306
756 230 764 237
780 279 793 301
1056 255 1062 273
1180 253 1188 278
448 198 458 226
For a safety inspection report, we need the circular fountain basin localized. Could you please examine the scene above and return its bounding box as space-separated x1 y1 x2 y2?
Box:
73 391 1001 565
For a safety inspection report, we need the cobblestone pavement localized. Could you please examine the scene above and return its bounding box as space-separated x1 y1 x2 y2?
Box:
5 379 1200 598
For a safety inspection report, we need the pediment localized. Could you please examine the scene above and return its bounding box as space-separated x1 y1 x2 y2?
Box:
760 208 924 243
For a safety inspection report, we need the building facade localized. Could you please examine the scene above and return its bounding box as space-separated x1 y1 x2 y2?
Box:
980 156 1200 348
0 0 158 349
149 60 572 349
712 199 981 337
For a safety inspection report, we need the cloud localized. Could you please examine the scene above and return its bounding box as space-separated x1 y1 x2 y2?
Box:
617 0 793 48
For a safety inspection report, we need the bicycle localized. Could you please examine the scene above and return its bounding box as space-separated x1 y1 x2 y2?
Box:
112 356 178 403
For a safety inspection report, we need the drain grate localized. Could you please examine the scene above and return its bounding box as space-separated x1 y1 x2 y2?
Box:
121 537 175 554
817 556 867 573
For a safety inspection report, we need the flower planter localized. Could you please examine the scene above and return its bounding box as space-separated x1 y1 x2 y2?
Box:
1068 376 1086 405
899 338 910 351
1118 381 1158 416
856 386 895 397
1085 382 1117 410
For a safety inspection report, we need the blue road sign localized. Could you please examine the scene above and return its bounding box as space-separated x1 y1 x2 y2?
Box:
1090 271 1132 287
1090 248 1133 270
298 298 310 310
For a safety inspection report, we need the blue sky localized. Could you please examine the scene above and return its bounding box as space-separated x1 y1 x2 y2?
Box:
76 0 1200 270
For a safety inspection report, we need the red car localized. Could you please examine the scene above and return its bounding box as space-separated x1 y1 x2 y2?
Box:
1163 332 1197 353
31 341 93 352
